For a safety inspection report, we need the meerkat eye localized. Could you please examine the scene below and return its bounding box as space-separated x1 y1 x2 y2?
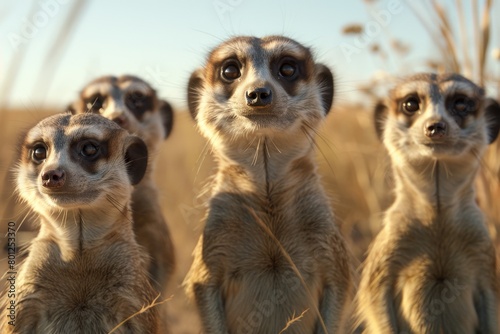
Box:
85 94 106 113
277 58 299 80
401 96 421 115
279 62 297 78
221 61 241 81
80 141 99 158
125 92 153 117
31 144 47 163
450 94 474 115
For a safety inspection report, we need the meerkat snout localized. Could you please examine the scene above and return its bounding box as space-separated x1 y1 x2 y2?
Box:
424 120 447 138
41 168 65 188
245 86 272 107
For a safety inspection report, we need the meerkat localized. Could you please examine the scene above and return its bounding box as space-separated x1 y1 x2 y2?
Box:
0 113 160 333
183 35 352 334
356 73 500 333
69 75 175 294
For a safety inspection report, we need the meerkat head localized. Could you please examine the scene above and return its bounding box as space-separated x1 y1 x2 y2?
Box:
187 36 334 145
374 73 500 163
69 75 174 153
16 113 148 220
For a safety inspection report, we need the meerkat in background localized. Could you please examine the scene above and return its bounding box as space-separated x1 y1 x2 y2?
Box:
184 35 352 333
69 75 175 294
1 113 159 333
356 73 500 333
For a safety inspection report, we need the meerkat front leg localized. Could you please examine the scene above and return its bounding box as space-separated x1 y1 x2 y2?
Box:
475 286 498 333
193 283 228 333
362 273 399 332
316 284 347 333
186 236 229 334
358 236 400 334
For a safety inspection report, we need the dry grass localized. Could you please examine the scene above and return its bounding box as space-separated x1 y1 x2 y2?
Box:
1 104 498 333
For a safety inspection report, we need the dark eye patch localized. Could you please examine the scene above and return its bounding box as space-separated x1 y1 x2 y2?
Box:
79 141 100 160
271 56 307 96
125 91 154 120
84 94 107 113
277 57 299 80
446 94 477 118
70 138 109 174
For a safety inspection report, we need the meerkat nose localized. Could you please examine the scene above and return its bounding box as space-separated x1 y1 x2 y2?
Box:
425 120 448 138
41 169 66 188
246 87 273 107
112 115 128 127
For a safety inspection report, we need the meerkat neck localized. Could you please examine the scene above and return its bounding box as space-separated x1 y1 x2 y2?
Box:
215 134 317 194
392 157 479 218
38 206 134 261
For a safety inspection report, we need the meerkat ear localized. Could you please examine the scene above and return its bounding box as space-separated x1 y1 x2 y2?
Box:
66 103 76 114
187 69 204 120
373 101 388 141
158 100 174 139
124 137 148 186
315 64 334 115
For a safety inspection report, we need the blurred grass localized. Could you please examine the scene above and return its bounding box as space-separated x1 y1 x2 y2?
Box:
1 104 498 332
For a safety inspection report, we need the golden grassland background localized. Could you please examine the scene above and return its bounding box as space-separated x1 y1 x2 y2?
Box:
0 105 499 333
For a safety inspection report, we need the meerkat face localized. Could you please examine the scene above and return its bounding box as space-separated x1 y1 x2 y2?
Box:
16 113 148 215
69 75 173 152
375 73 500 162
188 36 334 140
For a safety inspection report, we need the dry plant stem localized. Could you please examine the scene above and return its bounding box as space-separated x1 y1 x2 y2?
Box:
278 309 309 334
454 0 473 78
478 0 492 85
431 0 460 71
108 295 172 334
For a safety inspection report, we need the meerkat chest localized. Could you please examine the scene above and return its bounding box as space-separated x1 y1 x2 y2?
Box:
16 244 145 331
391 217 493 308
220 213 324 334
206 192 333 332
208 192 330 280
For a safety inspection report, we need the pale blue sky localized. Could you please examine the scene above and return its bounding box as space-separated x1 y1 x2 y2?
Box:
1 0 499 110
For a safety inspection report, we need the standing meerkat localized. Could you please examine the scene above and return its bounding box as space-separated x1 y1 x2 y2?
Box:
184 35 352 334
356 73 500 333
69 75 175 294
1 113 160 333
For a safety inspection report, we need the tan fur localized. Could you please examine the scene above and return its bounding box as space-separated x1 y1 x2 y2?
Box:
356 73 499 333
184 36 352 333
1 113 160 333
69 75 175 296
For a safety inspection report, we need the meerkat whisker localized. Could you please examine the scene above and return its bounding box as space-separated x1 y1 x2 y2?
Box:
194 140 211 170
244 136 257 153
302 126 337 178
252 138 261 166
268 136 282 154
